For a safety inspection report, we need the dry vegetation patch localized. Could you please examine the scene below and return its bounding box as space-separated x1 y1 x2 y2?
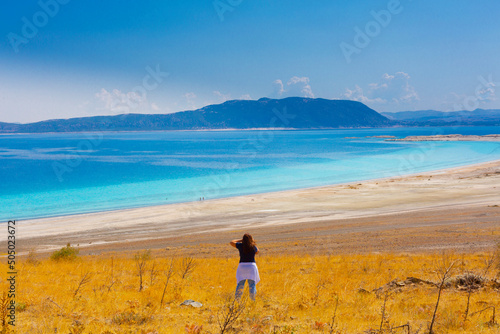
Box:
2 246 500 333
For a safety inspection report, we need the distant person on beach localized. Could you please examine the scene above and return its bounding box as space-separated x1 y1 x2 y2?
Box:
230 233 260 300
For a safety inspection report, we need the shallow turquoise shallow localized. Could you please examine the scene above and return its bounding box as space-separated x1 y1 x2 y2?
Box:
1 126 500 221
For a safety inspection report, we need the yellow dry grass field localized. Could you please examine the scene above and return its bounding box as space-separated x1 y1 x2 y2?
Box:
4 244 500 334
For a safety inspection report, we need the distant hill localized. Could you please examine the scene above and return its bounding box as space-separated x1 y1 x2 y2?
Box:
0 97 393 133
382 109 500 126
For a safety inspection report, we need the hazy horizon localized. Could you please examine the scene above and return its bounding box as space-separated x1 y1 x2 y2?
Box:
2 96 500 125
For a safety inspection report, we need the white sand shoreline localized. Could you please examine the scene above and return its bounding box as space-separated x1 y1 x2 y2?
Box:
11 158 500 248
388 134 500 142
13 157 500 224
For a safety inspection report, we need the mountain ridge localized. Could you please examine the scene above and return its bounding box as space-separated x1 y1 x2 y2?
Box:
382 109 500 126
0 97 392 133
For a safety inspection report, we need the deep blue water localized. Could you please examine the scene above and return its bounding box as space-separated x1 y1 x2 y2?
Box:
1 126 500 221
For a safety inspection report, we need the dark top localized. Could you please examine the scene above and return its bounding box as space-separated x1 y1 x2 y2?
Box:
236 242 258 263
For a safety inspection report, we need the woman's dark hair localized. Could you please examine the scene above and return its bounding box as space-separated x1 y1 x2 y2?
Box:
242 233 256 254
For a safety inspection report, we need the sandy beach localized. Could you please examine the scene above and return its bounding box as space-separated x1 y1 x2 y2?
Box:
388 134 500 142
9 159 500 257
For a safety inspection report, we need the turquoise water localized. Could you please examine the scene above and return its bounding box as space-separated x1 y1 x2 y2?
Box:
1 126 500 221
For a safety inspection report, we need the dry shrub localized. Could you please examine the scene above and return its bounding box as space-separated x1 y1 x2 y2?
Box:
112 300 154 325
50 243 79 261
216 294 246 334
0 293 13 334
185 323 203 333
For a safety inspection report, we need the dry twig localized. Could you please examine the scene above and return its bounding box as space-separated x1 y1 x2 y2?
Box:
180 257 197 280
429 255 456 334
73 272 92 298
134 250 151 292
160 258 175 307
216 295 246 334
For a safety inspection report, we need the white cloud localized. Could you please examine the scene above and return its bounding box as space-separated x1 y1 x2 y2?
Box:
95 88 149 114
287 76 314 98
238 94 252 100
184 92 197 109
476 83 497 103
441 76 498 112
271 76 315 98
213 90 231 103
341 85 385 104
272 79 285 97
151 102 160 111
74 89 169 116
341 72 418 105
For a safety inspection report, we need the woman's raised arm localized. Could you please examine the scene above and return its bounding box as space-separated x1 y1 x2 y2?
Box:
230 239 242 247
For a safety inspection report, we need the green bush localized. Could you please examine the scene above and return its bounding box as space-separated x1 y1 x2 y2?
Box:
50 243 79 261
15 302 26 312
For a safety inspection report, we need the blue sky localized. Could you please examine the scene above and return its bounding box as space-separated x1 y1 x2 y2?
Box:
1 0 500 123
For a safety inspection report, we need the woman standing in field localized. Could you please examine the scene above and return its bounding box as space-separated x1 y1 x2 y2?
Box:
230 233 260 300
